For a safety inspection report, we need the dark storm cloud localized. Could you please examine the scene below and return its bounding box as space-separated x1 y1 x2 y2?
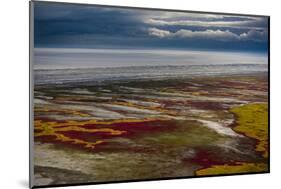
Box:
34 2 268 52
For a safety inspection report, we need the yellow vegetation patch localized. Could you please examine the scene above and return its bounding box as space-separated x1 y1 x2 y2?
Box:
35 117 161 128
196 162 268 176
34 118 133 149
230 103 268 158
35 107 90 117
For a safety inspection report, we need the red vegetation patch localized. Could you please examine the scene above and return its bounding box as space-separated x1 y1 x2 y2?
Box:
83 120 177 138
56 130 123 142
34 128 44 133
187 150 230 167
35 135 57 143
187 101 227 110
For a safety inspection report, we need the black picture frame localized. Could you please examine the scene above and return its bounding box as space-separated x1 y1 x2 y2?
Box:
29 1 270 188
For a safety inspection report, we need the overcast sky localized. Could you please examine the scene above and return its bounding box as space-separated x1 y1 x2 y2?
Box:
34 2 269 52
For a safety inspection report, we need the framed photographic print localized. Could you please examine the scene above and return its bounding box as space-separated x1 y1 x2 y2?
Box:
29 1 269 188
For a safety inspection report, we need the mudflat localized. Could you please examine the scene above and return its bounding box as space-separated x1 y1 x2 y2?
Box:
34 73 268 185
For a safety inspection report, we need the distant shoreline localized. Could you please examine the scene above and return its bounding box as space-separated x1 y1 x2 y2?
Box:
34 71 268 88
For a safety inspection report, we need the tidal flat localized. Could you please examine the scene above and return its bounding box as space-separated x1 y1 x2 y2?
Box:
33 73 268 186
